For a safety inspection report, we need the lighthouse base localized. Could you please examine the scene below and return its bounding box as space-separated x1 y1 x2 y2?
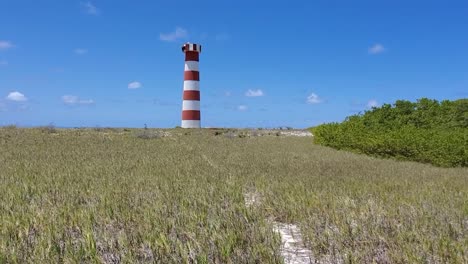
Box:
181 120 201 128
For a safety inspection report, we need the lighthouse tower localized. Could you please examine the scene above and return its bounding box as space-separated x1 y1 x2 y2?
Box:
181 43 202 128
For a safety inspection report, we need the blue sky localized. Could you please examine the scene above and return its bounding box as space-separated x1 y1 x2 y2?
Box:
1 0 467 128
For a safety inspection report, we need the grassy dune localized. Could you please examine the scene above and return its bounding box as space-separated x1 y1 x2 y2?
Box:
0 127 467 263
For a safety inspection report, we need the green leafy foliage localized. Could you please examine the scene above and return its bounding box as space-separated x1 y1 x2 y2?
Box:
312 98 468 167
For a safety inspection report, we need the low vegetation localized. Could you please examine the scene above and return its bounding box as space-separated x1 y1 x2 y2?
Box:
312 98 467 167
0 127 467 263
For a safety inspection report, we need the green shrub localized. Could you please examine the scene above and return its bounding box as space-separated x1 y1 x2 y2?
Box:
312 98 467 167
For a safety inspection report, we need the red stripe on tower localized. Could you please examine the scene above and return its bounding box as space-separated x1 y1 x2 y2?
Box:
185 52 199 61
183 90 200 100
184 71 199 81
181 43 202 128
182 110 201 120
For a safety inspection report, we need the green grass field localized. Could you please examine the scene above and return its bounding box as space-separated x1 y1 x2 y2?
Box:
1 127 467 263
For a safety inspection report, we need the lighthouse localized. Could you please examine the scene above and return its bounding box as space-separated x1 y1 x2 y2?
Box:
181 43 202 128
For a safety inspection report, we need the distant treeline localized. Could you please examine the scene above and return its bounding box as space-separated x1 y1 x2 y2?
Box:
311 98 467 167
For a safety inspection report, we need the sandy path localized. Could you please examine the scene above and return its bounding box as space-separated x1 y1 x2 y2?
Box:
244 193 314 264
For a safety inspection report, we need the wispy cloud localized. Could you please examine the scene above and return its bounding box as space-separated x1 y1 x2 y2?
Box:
6 91 28 102
306 93 322 104
0 40 14 51
238 105 248 111
367 99 379 108
81 2 99 15
245 89 264 97
368 43 386 55
62 95 94 105
224 91 232 97
160 27 188 42
0 60 7 66
128 81 142 89
74 48 88 55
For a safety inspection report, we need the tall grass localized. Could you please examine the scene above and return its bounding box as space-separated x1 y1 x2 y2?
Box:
0 127 467 263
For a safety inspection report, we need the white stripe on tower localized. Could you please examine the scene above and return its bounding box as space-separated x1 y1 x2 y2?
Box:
183 81 200 91
181 120 200 128
182 100 200 110
181 42 202 128
184 61 199 71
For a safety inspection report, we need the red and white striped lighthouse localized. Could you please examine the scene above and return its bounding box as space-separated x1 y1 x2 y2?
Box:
181 43 202 128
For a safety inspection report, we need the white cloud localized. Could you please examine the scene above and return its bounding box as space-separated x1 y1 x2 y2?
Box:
6 91 27 102
306 93 322 104
74 48 88 55
160 27 188 42
0 40 14 50
238 105 248 111
367 99 379 108
78 99 94 104
0 60 7 66
368 44 386 55
62 95 94 105
81 2 99 15
128 81 142 89
245 89 264 97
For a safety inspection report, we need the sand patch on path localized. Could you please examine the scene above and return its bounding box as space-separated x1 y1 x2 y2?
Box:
244 192 314 264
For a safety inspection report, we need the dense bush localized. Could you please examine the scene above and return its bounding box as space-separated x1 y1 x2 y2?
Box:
312 98 467 167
